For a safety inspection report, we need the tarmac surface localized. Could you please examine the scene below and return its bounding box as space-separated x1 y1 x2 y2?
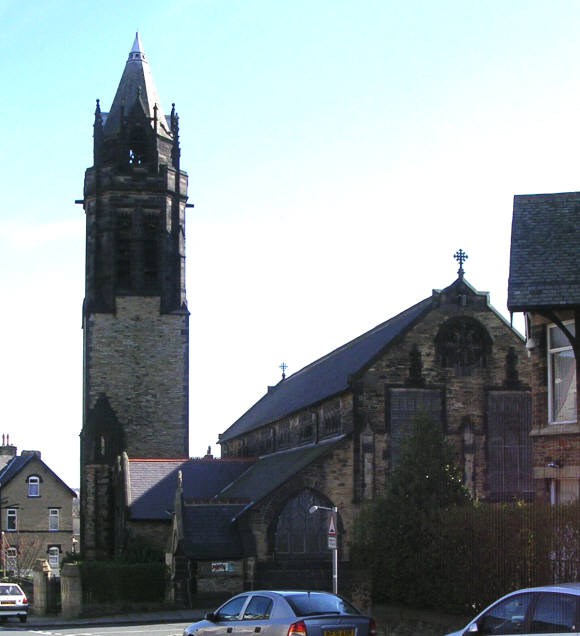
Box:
15 607 208 630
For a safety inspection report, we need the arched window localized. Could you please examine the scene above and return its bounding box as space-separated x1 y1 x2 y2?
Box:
275 490 335 556
27 475 40 497
435 317 492 376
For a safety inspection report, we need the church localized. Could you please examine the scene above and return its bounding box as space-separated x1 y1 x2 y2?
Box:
79 35 533 600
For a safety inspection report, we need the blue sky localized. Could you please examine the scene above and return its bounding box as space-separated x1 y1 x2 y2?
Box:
2 0 580 487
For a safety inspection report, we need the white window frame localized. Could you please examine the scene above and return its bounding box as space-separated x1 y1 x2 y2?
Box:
6 509 17 532
28 475 40 497
49 508 59 531
548 322 577 425
4 547 17 573
48 546 59 570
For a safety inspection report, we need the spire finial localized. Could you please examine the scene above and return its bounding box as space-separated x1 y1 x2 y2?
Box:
129 32 146 62
454 249 468 277
279 362 288 380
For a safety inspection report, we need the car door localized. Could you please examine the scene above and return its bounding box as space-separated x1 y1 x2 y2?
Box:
474 592 535 634
200 595 250 636
236 594 280 636
527 592 579 635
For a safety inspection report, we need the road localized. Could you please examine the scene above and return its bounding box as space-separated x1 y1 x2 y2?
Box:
0 622 190 635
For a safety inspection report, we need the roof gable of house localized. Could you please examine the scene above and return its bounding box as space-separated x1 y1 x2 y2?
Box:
509 191 580 311
0 454 76 497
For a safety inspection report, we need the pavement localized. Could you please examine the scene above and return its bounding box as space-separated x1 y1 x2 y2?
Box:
9 607 209 630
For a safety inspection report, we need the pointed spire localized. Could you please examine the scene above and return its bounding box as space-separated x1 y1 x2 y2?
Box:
129 32 146 62
103 33 170 138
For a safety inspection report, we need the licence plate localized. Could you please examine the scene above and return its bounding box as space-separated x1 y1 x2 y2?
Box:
0 601 15 605
324 630 354 636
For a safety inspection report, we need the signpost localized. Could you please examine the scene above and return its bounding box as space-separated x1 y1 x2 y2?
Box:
309 504 338 594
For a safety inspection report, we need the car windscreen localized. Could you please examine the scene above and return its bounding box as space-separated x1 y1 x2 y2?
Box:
285 593 360 616
0 586 23 596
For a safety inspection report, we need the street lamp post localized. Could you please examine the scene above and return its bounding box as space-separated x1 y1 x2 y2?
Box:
309 504 338 594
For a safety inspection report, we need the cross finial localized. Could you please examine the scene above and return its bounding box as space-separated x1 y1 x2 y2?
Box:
454 249 468 277
279 362 288 380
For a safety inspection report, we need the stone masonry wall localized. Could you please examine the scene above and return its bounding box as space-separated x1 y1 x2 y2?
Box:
248 437 356 562
357 301 530 500
85 296 188 458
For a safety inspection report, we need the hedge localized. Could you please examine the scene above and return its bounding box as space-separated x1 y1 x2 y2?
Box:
352 502 580 616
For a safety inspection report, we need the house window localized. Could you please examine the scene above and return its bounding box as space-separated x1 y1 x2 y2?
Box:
548 323 576 424
4 547 17 573
48 546 60 570
6 509 17 532
49 509 60 531
28 475 40 497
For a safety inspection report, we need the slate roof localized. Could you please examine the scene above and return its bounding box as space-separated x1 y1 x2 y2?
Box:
0 454 77 496
509 191 580 311
219 297 433 443
217 438 346 510
180 504 246 559
128 457 256 520
103 33 171 138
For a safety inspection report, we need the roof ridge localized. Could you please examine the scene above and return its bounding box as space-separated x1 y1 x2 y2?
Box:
283 295 432 382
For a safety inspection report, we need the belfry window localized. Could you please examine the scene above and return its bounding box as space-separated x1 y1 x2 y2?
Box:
548 323 576 424
128 125 146 165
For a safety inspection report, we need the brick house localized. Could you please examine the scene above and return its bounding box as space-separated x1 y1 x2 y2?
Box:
0 440 76 577
509 192 580 503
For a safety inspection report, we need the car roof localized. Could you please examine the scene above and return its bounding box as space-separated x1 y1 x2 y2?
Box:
506 584 580 596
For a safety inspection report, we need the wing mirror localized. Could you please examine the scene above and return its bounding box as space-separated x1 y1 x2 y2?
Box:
205 612 217 622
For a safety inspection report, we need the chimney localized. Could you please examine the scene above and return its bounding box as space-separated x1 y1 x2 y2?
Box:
0 434 17 458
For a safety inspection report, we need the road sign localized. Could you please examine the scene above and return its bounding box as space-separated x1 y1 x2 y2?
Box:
328 535 337 550
328 512 336 537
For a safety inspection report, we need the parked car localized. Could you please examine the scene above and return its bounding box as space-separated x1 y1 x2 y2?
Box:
183 590 375 636
446 584 580 636
0 582 28 623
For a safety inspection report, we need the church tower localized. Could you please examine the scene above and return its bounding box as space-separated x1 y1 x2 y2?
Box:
80 34 190 559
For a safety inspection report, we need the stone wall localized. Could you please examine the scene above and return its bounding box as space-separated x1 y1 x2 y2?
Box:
85 296 188 459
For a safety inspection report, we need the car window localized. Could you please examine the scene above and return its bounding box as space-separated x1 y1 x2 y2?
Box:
216 596 247 620
243 596 273 620
286 593 360 616
0 585 22 596
530 593 578 633
478 592 534 635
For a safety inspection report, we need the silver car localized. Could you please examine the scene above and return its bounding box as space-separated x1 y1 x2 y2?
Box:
183 590 375 636
0 583 28 623
446 583 580 636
